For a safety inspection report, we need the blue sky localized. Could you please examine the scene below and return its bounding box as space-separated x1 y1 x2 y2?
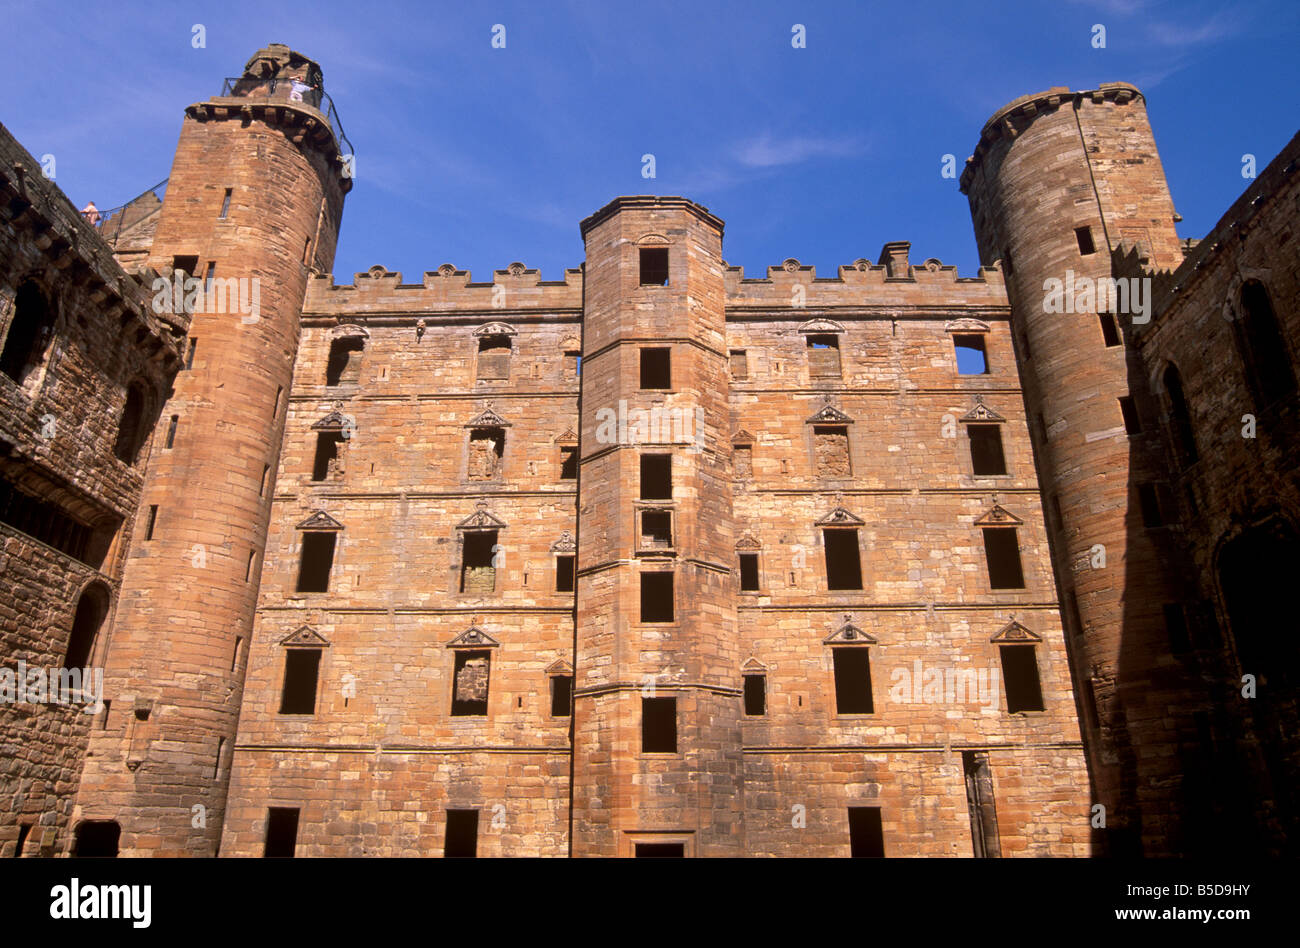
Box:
2 0 1296 283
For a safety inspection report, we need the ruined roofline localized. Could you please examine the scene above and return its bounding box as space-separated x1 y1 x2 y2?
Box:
579 195 725 237
958 82 1146 193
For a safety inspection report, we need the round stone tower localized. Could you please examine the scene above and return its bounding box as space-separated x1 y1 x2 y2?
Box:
72 45 351 855
572 196 744 856
960 84 1210 855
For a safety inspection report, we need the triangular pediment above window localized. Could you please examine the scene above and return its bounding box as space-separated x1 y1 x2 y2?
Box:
457 504 507 530
554 428 578 445
472 321 517 337
732 428 756 445
944 318 990 334
797 318 845 335
312 409 354 430
815 506 865 527
296 510 343 530
465 406 511 428
447 627 500 649
824 618 876 645
806 403 854 425
545 658 573 676
280 625 330 648
960 396 1006 423
735 533 762 550
741 657 768 673
975 504 1023 527
991 619 1041 643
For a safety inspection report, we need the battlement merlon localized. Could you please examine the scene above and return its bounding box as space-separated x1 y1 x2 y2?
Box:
959 82 1145 194
0 122 184 368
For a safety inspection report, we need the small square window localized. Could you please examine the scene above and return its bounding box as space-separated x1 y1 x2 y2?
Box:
954 334 988 375
296 532 336 592
1118 396 1141 435
743 674 766 715
555 555 575 592
263 807 300 858
559 446 578 480
833 648 874 714
982 528 1024 589
1075 226 1096 255
640 348 671 389
639 248 669 286
444 809 479 857
641 510 673 549
550 675 573 717
279 649 321 715
1099 312 1121 348
738 552 760 591
1000 645 1044 712
642 696 676 752
640 454 672 500
968 424 1007 475
640 572 674 623
729 349 748 379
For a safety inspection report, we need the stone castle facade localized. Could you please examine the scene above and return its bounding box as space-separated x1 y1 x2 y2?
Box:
1 45 1295 857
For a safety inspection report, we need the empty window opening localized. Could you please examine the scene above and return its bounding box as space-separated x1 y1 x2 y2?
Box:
218 188 232 219
1098 311 1121 347
185 337 197 369
325 337 365 385
263 808 299 858
302 236 312 265
559 446 578 480
0 282 56 385
1118 396 1141 435
1137 484 1164 527
550 675 573 717
635 842 685 857
476 334 512 380
642 696 677 752
823 529 863 591
954 334 988 375
733 443 753 478
833 648 874 714
639 247 669 286
259 464 270 497
640 347 672 389
451 650 490 716
246 548 256 582
296 532 337 592
1163 364 1198 466
99 699 110 730
1075 225 1096 255
1240 280 1297 404
641 510 673 549
467 428 505 480
171 254 198 280
848 807 885 857
743 674 766 716
640 572 674 623
962 751 1002 858
982 528 1025 589
279 648 322 715
460 531 498 594
112 381 151 464
312 431 344 481
739 552 760 591
64 583 108 670
231 636 242 672
730 349 749 379
444 810 479 857
73 821 121 858
14 823 31 857
144 504 158 541
213 737 224 780
640 454 672 500
1164 603 1191 654
806 335 841 377
968 425 1007 475
813 426 850 477
1000 645 1044 712
564 350 581 378
0 478 100 565
555 555 575 592
203 263 215 296
164 414 179 449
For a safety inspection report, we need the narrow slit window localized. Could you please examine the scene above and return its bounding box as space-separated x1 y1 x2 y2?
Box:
982 527 1025 589
1099 311 1121 348
1137 483 1164 527
296 532 337 592
231 636 242 672
640 454 672 500
1000 645 1044 712
823 529 862 590
963 751 1001 858
640 347 672 389
444 810 479 857
639 247 669 286
302 236 312 265
640 572 674 623
555 554 575 592
739 552 760 591
165 414 179 449
1118 396 1141 435
954 334 988 375
144 504 158 541
550 675 573 717
743 674 766 716
272 386 283 419
450 650 490 716
14 823 31 858
325 337 365 385
246 548 256 582
213 737 224 779
312 431 344 481
642 696 677 752
259 464 270 497
967 424 1007 475
1075 225 1096 255
641 510 673 549
730 349 748 379
460 531 499 594
203 263 215 296
263 808 299 857
278 649 321 715
559 446 578 480
833 648 874 714
848 807 885 857
806 334 841 378
218 188 232 220
185 338 197 370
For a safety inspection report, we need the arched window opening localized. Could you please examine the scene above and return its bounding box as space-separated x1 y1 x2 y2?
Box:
0 281 56 385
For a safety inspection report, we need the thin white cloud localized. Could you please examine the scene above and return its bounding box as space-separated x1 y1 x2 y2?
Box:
734 133 866 168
